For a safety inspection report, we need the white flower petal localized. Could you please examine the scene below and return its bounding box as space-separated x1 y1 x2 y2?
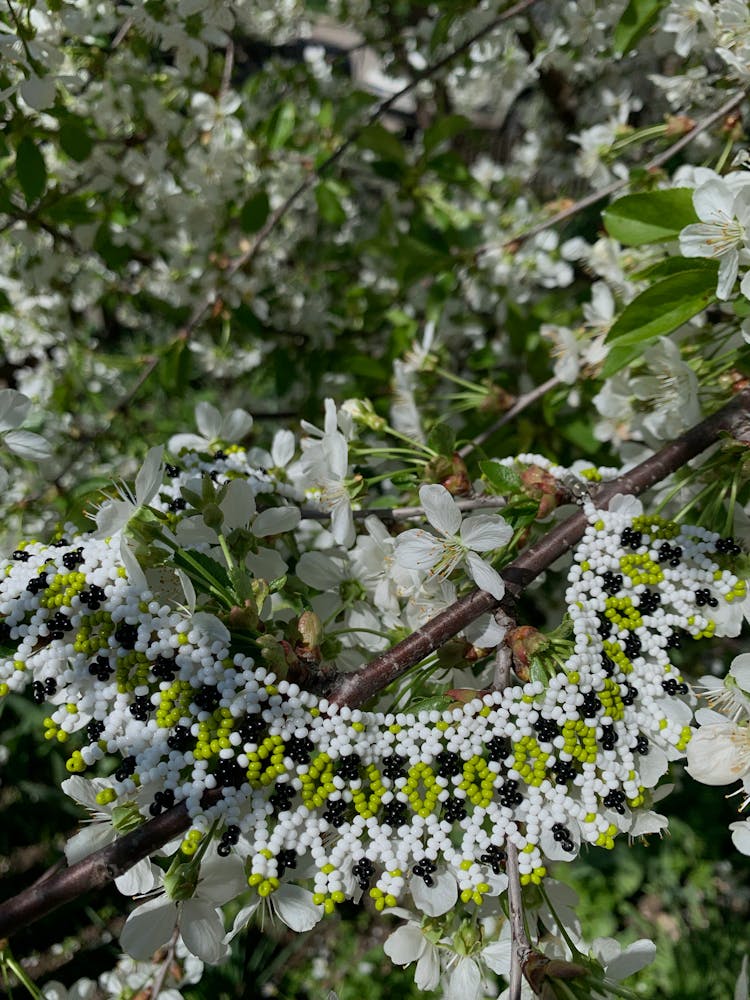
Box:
115 857 158 896
197 854 247 905
0 389 30 433
180 899 229 964
419 484 461 537
730 819 750 855
169 432 210 453
445 956 482 1000
330 498 355 548
271 429 295 467
221 408 253 442
466 551 505 600
394 529 443 571
3 429 51 460
482 938 513 975
460 514 512 551
383 924 426 965
273 885 324 931
415 944 441 990
64 822 115 865
225 898 261 943
253 506 301 537
120 896 178 959
605 939 657 981
686 723 750 784
410 869 457 916
195 402 222 441
220 479 256 530
135 446 165 504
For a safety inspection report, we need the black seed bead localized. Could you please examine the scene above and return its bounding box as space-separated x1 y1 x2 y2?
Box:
49 611 72 640
213 450 228 460
381 800 407 827
677 681 689 695
167 725 193 751
217 842 231 857
62 548 84 570
209 470 220 482
152 654 177 681
552 759 577 785
597 616 613 639
601 654 615 676
149 788 175 816
635 735 649 755
581 691 602 718
278 848 297 876
26 572 48 594
666 630 683 650
225 824 240 844
0 622 10 645
479 845 507 874
115 755 136 781
194 684 220 711
114 623 139 649
620 528 634 546
269 784 295 813
285 735 314 764
603 789 627 815
561 839 575 853
442 796 467 822
623 633 641 658
381 754 407 780
657 543 672 563
551 822 572 843
352 857 375 890
336 753 361 782
165 463 180 478
12 549 30 561
621 682 638 706
437 750 462 777
79 584 106 610
486 736 510 763
237 715 265 743
87 719 105 741
629 531 642 551
215 758 245 788
43 677 57 696
129 695 151 721
638 589 661 614
412 859 437 886
168 497 187 512
600 724 617 751
661 678 678 696
601 571 623 596
31 680 45 704
498 778 523 807
88 654 113 680
533 717 560 743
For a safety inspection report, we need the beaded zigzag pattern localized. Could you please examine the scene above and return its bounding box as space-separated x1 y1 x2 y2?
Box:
0 449 745 913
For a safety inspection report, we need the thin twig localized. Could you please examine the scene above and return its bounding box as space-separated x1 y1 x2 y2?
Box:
482 87 747 254
0 387 748 938
150 926 180 998
457 376 560 459
505 844 532 1000
298 496 507 522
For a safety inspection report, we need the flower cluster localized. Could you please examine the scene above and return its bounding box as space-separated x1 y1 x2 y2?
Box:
0 434 745 964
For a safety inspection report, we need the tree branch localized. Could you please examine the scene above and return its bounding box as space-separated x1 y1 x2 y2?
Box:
1 387 748 940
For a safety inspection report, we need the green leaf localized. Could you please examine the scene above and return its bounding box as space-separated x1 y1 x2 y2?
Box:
613 0 668 54
59 120 93 161
501 498 540 529
427 422 456 457
15 136 47 204
633 256 713 281
357 123 406 163
266 100 296 150
239 190 270 234
601 265 718 375
315 180 347 225
173 548 231 594
46 193 96 226
603 188 698 245
423 114 471 156
480 460 522 494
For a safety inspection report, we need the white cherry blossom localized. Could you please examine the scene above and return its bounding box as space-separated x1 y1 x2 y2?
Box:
394 484 511 599
679 177 750 299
